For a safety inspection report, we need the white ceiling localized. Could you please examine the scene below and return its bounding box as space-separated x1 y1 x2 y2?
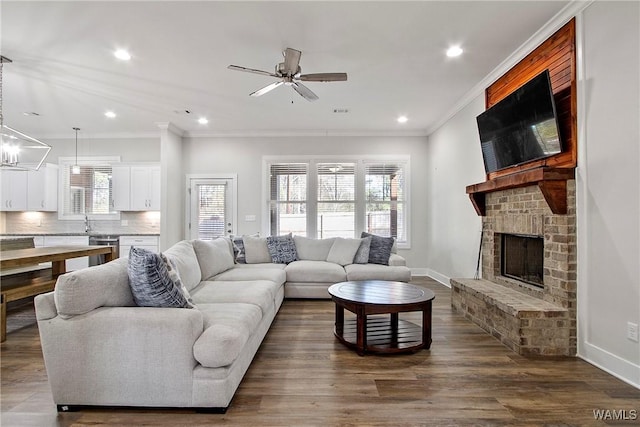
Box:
1 1 570 139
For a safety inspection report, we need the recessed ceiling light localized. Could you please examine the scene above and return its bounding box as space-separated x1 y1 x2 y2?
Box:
397 116 408 124
114 49 131 61
22 111 40 116
198 117 209 125
105 111 116 118
446 45 463 58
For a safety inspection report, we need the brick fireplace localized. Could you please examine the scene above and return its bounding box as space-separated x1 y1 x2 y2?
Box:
451 179 577 356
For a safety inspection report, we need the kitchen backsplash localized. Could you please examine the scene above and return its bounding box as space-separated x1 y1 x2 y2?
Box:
2 211 160 235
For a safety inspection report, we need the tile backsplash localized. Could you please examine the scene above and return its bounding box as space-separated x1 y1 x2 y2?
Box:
2 211 160 235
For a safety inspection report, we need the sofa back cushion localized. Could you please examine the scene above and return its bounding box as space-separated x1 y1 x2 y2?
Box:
293 236 335 261
243 235 272 264
54 257 134 318
163 240 202 291
192 238 235 280
326 237 362 266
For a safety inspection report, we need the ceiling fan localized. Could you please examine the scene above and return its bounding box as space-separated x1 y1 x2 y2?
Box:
228 48 347 102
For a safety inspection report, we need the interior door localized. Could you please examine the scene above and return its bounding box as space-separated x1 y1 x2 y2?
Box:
188 178 235 240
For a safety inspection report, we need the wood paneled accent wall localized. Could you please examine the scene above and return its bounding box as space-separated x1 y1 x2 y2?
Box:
485 19 577 180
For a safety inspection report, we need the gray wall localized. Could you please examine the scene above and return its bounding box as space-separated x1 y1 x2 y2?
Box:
424 2 640 387
182 135 429 269
578 1 639 385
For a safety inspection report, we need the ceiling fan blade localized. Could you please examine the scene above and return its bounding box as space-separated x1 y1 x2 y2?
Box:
298 73 348 82
250 81 284 97
228 65 279 78
282 48 302 76
291 82 319 102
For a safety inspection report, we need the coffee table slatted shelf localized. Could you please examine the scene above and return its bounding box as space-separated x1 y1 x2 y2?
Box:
341 316 424 352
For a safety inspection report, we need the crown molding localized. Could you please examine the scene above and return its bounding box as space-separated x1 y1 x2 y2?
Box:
183 129 428 138
156 122 185 137
35 131 161 140
425 0 594 136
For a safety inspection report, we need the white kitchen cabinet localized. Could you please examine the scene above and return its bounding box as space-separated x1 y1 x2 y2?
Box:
130 165 161 211
43 235 89 271
1 169 28 211
111 165 131 211
119 235 159 258
27 163 58 211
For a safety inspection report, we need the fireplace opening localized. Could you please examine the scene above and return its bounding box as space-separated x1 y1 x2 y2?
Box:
501 234 544 287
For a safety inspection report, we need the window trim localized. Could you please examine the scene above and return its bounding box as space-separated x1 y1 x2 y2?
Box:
263 155 411 249
58 156 121 220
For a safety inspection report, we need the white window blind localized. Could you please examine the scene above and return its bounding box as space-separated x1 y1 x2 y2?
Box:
60 162 115 217
196 183 227 240
365 162 406 241
317 163 355 238
269 163 307 236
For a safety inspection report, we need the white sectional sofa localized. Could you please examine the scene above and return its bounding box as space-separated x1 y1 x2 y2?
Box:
34 236 410 411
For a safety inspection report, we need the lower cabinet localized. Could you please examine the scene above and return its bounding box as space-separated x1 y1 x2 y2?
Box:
119 235 159 258
43 236 89 271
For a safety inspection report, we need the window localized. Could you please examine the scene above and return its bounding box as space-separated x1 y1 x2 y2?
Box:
365 163 406 241
265 157 409 246
317 163 355 238
59 157 120 219
269 163 307 236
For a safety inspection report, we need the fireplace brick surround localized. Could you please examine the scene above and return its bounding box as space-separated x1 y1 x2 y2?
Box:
451 180 577 356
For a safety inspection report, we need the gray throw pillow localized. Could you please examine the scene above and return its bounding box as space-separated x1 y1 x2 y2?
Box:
127 247 192 308
231 236 247 263
266 233 298 264
361 232 394 265
354 236 372 264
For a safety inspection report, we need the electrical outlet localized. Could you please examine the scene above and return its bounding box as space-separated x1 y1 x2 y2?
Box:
627 322 639 342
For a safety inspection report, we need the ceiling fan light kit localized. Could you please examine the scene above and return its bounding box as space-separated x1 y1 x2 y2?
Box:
228 48 347 102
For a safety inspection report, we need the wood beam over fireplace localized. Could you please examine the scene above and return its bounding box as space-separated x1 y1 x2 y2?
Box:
466 167 575 216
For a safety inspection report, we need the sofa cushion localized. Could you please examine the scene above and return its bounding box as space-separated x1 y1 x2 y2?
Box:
361 232 394 265
243 236 272 264
163 240 202 292
193 324 249 368
231 236 246 263
194 303 263 368
127 247 193 308
54 257 134 318
326 237 362 266
285 260 347 283
189 280 280 315
293 236 335 261
213 267 286 285
388 253 407 267
266 233 298 264
345 263 411 282
354 236 372 264
192 238 235 280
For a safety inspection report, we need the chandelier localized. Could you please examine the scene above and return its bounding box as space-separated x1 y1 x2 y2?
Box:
0 56 51 170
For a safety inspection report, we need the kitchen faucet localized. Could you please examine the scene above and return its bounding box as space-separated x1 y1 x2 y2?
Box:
85 214 91 233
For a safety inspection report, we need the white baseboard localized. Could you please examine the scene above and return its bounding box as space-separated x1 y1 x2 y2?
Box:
410 268 430 277
425 269 451 288
579 342 640 389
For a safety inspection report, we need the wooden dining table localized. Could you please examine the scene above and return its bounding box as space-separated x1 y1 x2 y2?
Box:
0 245 116 342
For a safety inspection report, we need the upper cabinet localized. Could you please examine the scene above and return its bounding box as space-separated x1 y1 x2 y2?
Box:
0 169 28 211
27 163 58 211
111 165 131 211
130 165 161 211
111 163 160 211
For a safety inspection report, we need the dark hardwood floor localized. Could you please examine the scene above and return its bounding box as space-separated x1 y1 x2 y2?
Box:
1 278 638 426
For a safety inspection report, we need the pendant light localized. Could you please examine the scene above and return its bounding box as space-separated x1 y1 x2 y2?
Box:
0 55 51 170
72 127 81 174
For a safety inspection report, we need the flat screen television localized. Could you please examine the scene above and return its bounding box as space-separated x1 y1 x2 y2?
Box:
476 70 563 174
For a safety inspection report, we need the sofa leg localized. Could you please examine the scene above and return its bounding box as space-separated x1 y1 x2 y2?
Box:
57 405 81 412
196 406 228 414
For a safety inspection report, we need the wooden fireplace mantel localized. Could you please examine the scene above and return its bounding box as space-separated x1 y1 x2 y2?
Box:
466 167 575 216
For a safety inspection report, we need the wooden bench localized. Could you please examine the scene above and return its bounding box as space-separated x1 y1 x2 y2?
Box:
450 278 570 356
1 238 54 342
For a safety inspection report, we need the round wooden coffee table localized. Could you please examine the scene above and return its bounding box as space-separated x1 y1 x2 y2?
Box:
327 280 435 356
